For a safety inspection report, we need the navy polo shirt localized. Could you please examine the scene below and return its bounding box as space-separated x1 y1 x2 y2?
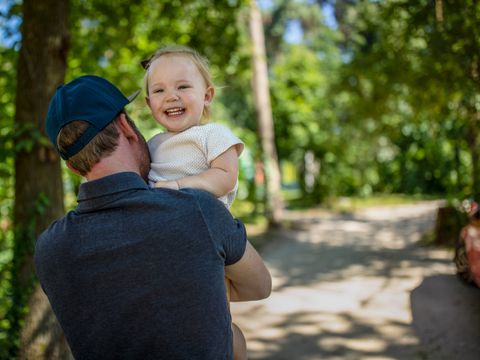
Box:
34 172 247 359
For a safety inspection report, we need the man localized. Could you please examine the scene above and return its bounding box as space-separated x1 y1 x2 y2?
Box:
35 75 272 359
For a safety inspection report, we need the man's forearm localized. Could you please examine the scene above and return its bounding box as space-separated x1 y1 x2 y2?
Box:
225 242 272 302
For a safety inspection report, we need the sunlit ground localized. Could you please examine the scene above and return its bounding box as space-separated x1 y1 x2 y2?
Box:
231 202 466 360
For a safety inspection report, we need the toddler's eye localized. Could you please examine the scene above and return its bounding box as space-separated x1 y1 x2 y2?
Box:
152 88 164 93
178 85 190 90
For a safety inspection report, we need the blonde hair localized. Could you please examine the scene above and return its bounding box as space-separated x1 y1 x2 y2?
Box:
143 45 214 122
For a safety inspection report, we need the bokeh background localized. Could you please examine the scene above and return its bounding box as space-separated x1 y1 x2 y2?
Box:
1 0 478 358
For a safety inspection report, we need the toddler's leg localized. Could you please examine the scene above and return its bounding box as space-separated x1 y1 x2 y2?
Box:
232 322 247 360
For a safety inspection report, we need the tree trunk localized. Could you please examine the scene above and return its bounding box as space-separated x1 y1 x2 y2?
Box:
434 205 466 246
11 0 71 358
249 1 284 227
435 0 444 23
466 113 480 201
454 140 461 193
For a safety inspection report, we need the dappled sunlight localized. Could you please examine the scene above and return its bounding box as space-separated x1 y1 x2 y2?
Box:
320 336 387 353
232 306 421 359
371 229 406 250
231 202 460 359
305 220 372 235
356 202 445 221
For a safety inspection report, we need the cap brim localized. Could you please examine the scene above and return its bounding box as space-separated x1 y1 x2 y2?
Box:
128 89 141 102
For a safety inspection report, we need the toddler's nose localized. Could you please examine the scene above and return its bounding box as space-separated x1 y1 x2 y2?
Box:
166 90 180 102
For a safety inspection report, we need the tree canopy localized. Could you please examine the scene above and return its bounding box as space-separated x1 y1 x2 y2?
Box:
2 0 480 357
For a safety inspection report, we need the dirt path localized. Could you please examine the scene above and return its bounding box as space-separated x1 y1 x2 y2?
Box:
232 201 480 360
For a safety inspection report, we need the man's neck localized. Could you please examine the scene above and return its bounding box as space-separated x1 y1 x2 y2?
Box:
85 155 141 181
84 123 148 182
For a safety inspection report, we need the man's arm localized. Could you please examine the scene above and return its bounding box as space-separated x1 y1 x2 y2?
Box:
154 146 239 197
225 241 272 302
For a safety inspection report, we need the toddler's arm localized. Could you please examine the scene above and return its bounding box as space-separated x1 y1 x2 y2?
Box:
154 145 239 197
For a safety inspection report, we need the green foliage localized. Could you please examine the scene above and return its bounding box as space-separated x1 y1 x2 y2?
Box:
327 0 480 199
2 0 480 352
67 0 254 179
68 0 247 92
0 221 13 360
256 0 480 206
271 43 334 200
2 193 50 358
0 6 18 355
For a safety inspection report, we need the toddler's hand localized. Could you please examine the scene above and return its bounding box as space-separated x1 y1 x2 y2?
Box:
154 180 179 190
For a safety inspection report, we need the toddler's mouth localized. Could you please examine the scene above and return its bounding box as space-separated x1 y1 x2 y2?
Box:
165 107 185 116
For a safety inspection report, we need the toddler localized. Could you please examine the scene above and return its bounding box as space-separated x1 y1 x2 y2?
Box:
143 45 247 359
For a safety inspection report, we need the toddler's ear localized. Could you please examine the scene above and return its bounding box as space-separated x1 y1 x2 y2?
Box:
204 86 215 106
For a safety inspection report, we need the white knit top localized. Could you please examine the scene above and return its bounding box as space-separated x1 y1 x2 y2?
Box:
148 123 244 208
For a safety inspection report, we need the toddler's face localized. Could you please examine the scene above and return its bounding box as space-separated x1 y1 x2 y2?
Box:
146 54 213 133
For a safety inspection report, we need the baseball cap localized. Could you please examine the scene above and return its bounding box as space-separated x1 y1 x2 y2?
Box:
45 75 139 160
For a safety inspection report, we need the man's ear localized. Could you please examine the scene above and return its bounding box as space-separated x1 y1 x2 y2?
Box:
66 162 82 177
204 86 215 107
117 113 139 142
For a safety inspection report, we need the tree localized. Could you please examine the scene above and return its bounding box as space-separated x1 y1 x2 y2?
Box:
6 0 70 358
0 6 19 357
249 1 283 226
271 42 343 201
334 0 480 199
261 0 351 202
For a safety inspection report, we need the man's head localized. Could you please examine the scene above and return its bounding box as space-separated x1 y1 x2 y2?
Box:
45 75 149 178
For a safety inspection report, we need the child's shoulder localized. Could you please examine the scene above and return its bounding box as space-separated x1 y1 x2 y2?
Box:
148 131 174 147
197 123 233 135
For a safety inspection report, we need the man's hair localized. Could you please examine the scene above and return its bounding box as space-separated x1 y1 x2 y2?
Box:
144 45 214 122
57 112 137 175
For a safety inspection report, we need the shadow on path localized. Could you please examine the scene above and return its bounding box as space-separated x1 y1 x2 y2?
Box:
233 202 479 359
410 274 480 360
241 310 421 360
250 207 450 291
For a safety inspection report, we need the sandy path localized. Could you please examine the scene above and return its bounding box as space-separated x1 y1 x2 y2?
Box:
232 202 480 359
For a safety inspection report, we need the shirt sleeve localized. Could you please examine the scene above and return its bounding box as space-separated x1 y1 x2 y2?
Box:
204 124 244 164
190 189 247 265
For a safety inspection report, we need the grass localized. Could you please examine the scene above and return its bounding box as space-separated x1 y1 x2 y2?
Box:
286 193 443 214
232 193 443 223
329 194 442 212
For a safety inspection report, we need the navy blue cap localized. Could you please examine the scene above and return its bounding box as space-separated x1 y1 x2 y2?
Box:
45 75 139 160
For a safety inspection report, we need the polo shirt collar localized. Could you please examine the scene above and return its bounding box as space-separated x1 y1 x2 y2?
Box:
77 172 149 210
